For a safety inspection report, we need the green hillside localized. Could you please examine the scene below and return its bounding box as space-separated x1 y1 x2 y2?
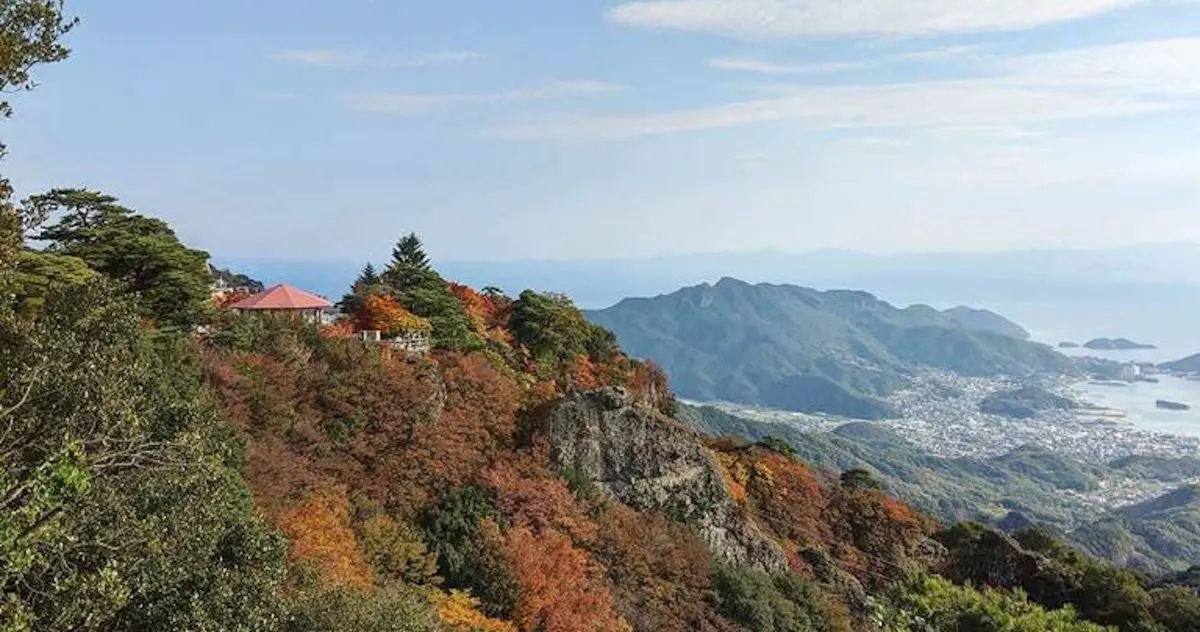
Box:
679 403 1200 575
942 306 1032 339
587 278 1075 417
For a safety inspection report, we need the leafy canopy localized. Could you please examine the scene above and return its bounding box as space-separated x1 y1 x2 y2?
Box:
26 187 213 328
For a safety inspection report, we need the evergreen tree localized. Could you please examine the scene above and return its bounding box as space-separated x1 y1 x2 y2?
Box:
390 232 430 270
27 188 213 329
359 262 380 286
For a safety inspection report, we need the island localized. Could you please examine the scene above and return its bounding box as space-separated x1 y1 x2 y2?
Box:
1058 341 1081 349
1084 338 1157 351
1157 400 1192 412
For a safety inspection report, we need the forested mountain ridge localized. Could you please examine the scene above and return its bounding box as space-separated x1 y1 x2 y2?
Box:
941 306 1032 340
3 6 1200 632
585 278 1074 418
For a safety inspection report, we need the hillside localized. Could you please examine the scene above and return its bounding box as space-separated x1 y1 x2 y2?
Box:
678 403 1200 577
1084 338 1157 350
586 278 1075 417
942 306 1031 340
1073 485 1200 575
979 385 1080 420
678 405 1105 528
1162 352 1200 373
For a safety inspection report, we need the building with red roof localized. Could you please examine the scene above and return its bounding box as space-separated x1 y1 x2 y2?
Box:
229 284 333 321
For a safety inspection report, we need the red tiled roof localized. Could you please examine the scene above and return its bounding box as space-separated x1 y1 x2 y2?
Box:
229 284 332 310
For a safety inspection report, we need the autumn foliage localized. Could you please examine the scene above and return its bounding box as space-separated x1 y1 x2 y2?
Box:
200 240 948 632
357 292 432 335
277 486 373 589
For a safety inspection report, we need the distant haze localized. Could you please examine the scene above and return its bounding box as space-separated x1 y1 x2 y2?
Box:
219 242 1200 360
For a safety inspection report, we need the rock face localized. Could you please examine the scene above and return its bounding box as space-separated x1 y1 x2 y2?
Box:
538 387 787 571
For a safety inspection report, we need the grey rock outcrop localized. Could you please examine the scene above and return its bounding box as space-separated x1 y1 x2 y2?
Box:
537 387 787 571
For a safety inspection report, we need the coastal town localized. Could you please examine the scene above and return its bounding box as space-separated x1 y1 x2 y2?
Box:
698 368 1200 511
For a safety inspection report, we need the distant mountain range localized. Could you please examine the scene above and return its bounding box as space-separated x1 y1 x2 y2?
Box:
215 243 1200 356
585 278 1075 418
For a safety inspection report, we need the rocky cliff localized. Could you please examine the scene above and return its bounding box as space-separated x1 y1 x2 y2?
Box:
535 387 788 571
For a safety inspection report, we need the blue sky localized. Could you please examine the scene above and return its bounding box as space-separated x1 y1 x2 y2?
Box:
6 0 1200 262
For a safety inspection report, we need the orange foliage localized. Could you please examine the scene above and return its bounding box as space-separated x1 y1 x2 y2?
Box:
358 293 432 335
432 590 517 632
502 526 628 632
565 354 602 391
482 455 597 544
277 486 373 589
450 282 514 346
212 289 252 309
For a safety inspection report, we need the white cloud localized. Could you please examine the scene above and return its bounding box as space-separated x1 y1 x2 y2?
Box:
706 45 980 75
270 49 486 69
490 37 1200 141
350 80 623 115
1000 37 1200 95
608 0 1148 37
707 57 877 74
272 49 363 68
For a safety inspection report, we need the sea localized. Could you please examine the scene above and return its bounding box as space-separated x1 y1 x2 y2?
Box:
1059 347 1200 439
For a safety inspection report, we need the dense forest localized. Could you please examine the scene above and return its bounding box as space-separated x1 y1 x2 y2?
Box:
4 4 1200 631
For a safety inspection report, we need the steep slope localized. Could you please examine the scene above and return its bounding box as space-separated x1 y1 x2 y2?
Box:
586 278 1074 417
1161 352 1200 373
1072 485 1200 575
678 404 1103 529
942 306 1032 340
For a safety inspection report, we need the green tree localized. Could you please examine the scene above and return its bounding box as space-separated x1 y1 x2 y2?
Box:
27 188 213 328
390 232 430 270
0 282 287 630
884 575 1112 632
358 262 380 286
0 0 78 284
841 468 885 491
710 565 843 632
377 234 481 350
7 249 94 313
509 290 617 365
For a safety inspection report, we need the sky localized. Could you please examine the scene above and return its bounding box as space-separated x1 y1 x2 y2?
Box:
5 0 1200 263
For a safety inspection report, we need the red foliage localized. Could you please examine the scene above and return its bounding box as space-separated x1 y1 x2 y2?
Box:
594 504 738 632
481 455 597 544
709 442 935 586
384 352 520 516
321 317 357 339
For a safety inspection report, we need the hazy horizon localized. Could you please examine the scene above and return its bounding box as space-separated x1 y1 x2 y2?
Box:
10 0 1200 261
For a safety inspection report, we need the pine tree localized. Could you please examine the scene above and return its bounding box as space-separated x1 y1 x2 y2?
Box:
359 262 380 286
390 233 430 271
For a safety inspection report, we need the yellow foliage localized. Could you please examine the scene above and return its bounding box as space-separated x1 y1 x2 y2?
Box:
432 589 517 632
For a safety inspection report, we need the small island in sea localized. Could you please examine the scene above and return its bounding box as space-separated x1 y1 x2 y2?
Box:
1059 341 1081 349
1084 338 1157 351
1156 400 1192 412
